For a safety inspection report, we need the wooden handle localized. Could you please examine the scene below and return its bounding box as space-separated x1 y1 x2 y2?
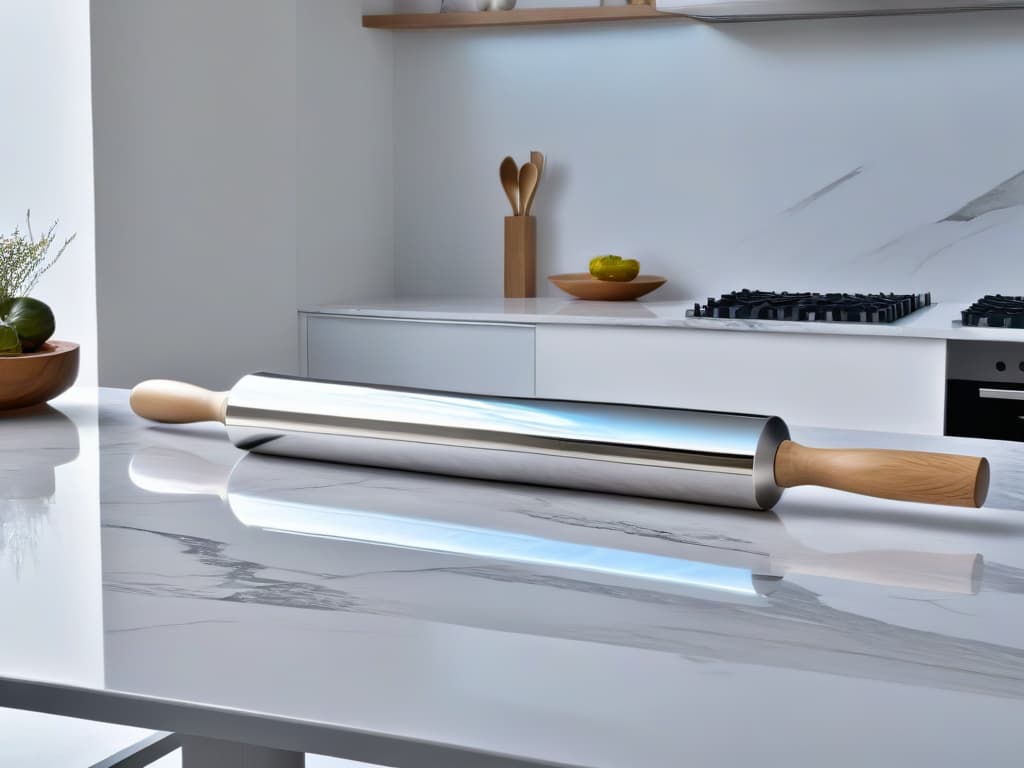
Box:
504 215 537 298
774 440 989 508
129 379 229 424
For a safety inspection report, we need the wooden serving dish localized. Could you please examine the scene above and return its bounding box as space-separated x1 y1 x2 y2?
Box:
548 273 666 301
0 341 80 411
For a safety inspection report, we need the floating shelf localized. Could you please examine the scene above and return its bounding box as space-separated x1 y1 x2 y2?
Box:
661 0 1024 21
364 1 1024 28
362 6 682 29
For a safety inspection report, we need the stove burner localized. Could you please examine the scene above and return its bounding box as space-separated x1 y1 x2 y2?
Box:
688 290 932 324
961 295 1024 328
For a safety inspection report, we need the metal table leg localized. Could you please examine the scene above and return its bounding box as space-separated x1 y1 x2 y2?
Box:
89 732 181 768
180 735 304 768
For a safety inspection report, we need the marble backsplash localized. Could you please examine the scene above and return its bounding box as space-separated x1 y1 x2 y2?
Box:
392 9 1024 301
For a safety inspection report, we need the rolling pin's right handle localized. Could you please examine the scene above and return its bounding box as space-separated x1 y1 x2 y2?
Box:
130 379 229 424
774 440 989 508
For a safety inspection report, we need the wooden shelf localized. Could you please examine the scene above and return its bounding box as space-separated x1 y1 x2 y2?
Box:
362 6 684 30
365 1 1024 28
662 0 1024 21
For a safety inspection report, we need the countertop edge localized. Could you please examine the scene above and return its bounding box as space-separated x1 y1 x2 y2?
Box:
297 299 1024 342
0 676 579 768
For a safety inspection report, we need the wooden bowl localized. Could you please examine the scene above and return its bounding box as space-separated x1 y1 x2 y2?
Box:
548 273 667 301
0 341 80 411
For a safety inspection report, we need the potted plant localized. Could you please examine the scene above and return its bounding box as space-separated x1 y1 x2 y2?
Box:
0 211 79 410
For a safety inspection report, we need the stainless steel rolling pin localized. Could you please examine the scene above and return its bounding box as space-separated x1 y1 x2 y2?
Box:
130 373 990 511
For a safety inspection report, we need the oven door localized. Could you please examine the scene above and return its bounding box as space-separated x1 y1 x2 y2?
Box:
946 379 1024 441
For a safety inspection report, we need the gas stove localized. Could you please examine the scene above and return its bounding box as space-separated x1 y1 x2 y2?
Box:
688 290 932 324
960 296 1024 328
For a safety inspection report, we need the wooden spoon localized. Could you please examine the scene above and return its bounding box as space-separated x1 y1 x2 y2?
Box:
519 162 539 217
530 150 544 185
500 156 519 215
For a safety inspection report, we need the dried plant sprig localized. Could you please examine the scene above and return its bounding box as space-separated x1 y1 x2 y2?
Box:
0 210 76 305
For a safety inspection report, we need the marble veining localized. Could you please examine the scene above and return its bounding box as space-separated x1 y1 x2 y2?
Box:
506 503 766 556
981 562 1024 594
102 514 1024 701
910 218 1007 275
784 166 864 215
942 168 1024 222
104 524 368 613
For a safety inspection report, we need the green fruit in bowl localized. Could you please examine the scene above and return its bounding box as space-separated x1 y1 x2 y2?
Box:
588 255 640 282
2 297 55 352
0 322 21 356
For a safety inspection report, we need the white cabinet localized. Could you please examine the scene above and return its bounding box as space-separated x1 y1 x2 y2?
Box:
302 314 535 397
300 312 948 433
535 325 947 434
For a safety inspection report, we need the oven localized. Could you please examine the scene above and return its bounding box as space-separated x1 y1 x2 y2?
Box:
946 340 1024 442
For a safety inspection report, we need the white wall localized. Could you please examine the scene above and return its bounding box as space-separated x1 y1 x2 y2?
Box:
392 9 1024 301
297 0 395 307
91 0 299 390
0 0 97 385
91 0 396 390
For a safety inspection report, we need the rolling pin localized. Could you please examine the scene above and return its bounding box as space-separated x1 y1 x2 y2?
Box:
130 374 990 511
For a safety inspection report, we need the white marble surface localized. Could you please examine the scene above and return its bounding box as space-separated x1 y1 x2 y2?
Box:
301 297 1024 341
2 389 1024 767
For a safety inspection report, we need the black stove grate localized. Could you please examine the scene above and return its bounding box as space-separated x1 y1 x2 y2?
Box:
961 295 1024 328
689 290 932 324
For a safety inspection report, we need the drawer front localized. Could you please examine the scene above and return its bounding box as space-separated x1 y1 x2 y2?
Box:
535 325 946 434
305 315 535 397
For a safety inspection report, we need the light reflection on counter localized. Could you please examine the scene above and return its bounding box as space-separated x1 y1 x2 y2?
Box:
237 494 758 596
129 448 985 598
1 405 80 576
0 393 104 689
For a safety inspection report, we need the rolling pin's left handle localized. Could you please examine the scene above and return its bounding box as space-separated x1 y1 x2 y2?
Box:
130 379 229 424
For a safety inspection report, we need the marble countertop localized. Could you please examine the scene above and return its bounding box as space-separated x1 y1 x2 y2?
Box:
301 297 1024 342
3 389 1024 766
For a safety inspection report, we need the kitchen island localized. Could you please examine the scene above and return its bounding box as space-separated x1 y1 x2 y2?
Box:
299 299 998 434
2 389 1024 767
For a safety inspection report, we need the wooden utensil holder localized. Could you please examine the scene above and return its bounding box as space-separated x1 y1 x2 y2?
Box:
504 216 536 298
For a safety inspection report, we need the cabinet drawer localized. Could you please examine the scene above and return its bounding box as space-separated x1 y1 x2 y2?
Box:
304 315 535 396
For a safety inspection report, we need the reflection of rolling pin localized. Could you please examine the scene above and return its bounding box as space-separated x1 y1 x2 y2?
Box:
129 448 984 595
130 374 989 511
